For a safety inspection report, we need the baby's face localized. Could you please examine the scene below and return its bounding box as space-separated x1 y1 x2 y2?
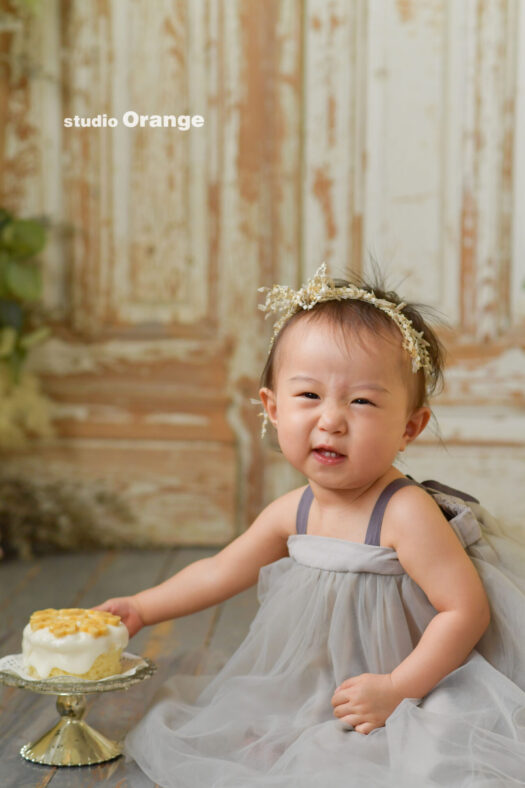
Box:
260 317 429 493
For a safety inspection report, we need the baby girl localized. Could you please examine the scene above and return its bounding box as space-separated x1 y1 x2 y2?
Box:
97 265 525 787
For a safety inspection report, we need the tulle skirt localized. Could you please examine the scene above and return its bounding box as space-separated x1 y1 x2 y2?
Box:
125 495 525 787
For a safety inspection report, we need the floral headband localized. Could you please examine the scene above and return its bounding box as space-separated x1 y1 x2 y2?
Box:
257 263 433 437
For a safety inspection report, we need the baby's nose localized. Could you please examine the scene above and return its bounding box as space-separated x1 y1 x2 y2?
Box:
318 403 347 432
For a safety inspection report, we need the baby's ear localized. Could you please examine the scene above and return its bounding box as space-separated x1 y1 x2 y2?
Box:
259 387 278 427
400 407 431 450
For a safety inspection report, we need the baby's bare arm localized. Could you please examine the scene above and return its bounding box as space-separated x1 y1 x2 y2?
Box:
386 487 490 699
332 488 490 735
97 488 301 633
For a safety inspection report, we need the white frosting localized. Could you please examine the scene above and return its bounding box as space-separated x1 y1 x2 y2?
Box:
22 621 129 679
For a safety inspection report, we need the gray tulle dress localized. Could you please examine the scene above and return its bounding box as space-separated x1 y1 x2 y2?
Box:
125 478 525 787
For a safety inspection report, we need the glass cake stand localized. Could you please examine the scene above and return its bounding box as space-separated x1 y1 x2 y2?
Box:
0 654 156 766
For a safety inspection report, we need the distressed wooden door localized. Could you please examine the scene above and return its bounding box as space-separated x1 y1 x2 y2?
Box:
1 0 524 545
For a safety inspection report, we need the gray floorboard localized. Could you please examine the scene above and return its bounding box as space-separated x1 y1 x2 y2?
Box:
0 548 258 787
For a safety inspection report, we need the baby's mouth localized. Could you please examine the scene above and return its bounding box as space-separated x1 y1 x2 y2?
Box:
312 447 346 461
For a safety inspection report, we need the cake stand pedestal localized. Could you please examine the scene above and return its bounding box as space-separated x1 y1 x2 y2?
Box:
0 655 156 766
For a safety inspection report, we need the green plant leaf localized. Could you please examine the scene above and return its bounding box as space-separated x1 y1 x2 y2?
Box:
5 260 42 301
19 325 50 349
0 299 23 330
0 218 46 259
0 326 17 357
0 252 10 298
5 346 26 384
0 209 12 232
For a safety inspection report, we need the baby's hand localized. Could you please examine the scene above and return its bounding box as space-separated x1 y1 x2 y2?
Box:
331 673 405 735
93 597 145 638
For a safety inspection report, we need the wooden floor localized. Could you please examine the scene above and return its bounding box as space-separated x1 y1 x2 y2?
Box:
0 548 259 787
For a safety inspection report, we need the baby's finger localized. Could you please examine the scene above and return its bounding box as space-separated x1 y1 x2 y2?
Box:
331 686 355 707
331 689 349 707
335 675 360 692
353 722 375 735
91 600 118 614
332 699 356 719
341 713 363 729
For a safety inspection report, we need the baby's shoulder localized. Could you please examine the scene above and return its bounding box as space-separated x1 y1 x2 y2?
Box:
381 482 448 549
259 485 309 539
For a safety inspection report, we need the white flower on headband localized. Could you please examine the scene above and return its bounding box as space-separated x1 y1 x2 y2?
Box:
258 263 433 375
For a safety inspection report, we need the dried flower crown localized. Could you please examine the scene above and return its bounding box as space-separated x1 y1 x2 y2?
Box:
257 264 434 437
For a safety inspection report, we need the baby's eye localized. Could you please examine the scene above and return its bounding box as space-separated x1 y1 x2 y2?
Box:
300 392 319 400
352 398 374 406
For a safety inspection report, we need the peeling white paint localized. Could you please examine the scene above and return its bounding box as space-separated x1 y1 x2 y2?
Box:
445 348 525 399
431 404 525 444
50 403 131 423
26 337 225 376
144 413 210 426
400 444 525 530
49 403 89 420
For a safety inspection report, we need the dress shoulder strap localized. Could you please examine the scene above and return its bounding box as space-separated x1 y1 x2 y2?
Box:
419 479 479 504
364 478 420 547
296 477 478 543
296 485 314 534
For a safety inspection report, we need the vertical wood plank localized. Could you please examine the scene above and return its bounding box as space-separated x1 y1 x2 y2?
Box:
441 0 467 325
364 0 448 302
473 0 512 339
511 0 525 323
302 0 365 275
216 0 304 527
61 0 111 333
460 0 479 334
39 0 65 314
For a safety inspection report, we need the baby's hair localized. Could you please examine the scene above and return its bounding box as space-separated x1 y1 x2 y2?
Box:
259 268 446 412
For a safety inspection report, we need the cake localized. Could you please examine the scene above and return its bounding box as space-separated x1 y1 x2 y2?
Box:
22 608 129 680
